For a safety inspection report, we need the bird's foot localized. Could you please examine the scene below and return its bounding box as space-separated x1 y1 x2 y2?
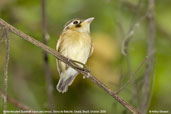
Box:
83 73 91 79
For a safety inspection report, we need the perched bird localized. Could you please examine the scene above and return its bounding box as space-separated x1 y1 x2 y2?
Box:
56 17 94 93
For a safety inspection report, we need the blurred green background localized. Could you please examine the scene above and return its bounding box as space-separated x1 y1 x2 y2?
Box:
0 0 171 114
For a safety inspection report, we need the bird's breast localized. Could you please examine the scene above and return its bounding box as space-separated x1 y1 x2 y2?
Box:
61 31 92 64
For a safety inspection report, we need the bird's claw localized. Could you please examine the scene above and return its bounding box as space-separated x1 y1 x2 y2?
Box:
83 73 91 79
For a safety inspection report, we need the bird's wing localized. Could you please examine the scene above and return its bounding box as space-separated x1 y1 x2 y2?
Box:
89 42 94 57
56 34 68 75
56 35 63 52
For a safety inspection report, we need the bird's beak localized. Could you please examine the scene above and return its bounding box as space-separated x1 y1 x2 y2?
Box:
84 17 94 24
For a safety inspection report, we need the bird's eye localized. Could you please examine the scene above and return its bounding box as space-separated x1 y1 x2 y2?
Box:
73 21 78 24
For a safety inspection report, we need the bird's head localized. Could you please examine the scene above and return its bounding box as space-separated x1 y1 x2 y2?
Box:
64 17 94 33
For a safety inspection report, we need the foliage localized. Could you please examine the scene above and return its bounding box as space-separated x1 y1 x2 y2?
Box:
0 0 171 113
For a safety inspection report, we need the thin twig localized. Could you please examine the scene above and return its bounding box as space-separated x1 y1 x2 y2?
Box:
122 0 171 43
121 0 142 55
141 0 155 113
3 29 10 114
88 75 141 114
0 90 36 114
0 90 32 111
41 0 54 109
116 56 148 94
0 18 142 114
118 0 144 88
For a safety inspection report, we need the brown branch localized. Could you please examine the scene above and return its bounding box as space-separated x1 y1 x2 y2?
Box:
0 28 6 42
3 29 10 114
41 0 54 109
0 18 142 114
141 0 155 113
0 90 32 111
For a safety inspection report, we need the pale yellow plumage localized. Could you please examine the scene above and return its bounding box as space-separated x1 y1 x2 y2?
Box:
56 17 94 93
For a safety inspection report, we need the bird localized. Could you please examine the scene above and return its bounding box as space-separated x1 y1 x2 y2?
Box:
56 17 94 93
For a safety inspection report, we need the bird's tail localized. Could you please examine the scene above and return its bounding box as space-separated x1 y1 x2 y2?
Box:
57 74 76 93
